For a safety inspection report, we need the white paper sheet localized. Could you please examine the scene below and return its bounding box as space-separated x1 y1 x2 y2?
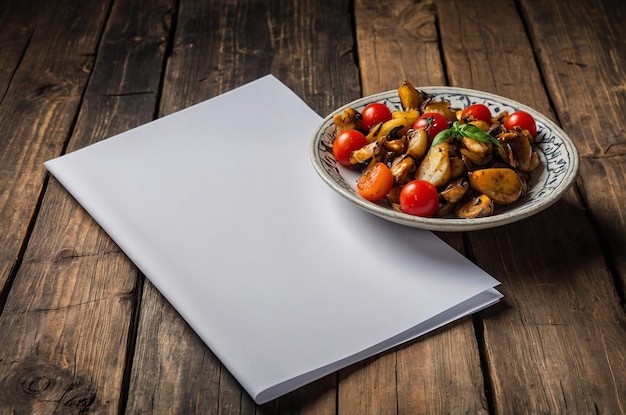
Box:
44 75 502 404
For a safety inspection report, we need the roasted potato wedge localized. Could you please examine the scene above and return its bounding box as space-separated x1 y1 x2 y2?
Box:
333 107 362 132
398 81 424 110
366 112 419 143
422 99 457 122
460 137 492 166
331 81 544 220
406 128 429 159
468 168 523 205
449 154 465 179
389 155 416 185
414 142 451 188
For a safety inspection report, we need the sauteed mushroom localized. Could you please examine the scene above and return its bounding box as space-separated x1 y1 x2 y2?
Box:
389 155 416 185
455 194 495 218
331 80 544 219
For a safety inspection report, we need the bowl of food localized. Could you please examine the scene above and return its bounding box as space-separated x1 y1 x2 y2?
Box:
309 83 579 232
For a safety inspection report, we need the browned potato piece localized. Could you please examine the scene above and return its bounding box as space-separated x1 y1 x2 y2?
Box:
406 128 429 159
455 194 495 218
460 137 492 166
461 136 491 153
392 108 420 121
468 120 491 131
333 107 362 132
468 168 523 205
384 137 407 155
389 155 416 185
414 143 451 187
366 111 419 143
422 100 457 122
398 81 424 110
449 155 465 179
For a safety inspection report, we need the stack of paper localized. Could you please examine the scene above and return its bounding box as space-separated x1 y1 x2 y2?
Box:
44 75 501 404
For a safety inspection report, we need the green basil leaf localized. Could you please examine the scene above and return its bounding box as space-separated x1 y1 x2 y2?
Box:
431 128 456 147
458 123 502 147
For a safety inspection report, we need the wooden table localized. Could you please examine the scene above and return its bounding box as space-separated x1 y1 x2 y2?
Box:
1 0 624 413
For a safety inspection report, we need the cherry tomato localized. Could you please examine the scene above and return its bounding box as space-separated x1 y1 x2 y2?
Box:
361 103 392 131
357 162 394 202
504 110 537 138
332 130 368 167
461 103 492 124
399 180 439 217
412 113 449 141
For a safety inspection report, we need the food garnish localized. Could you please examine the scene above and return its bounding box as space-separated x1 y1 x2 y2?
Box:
331 81 542 219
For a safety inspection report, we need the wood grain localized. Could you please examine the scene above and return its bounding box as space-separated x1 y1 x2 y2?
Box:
519 0 626 299
355 0 445 95
0 0 173 412
439 0 552 116
126 0 358 412
578 156 626 293
436 0 626 413
0 2 34 100
0 0 623 413
0 0 108 294
520 0 626 158
350 1 489 414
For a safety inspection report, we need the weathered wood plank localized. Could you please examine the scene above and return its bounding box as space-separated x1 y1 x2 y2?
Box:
439 0 553 115
355 0 445 96
519 0 626 302
473 210 625 414
347 1 490 414
578 155 626 294
0 2 34 101
437 0 626 413
520 0 626 158
0 185 138 413
125 0 359 412
0 0 108 294
0 0 173 412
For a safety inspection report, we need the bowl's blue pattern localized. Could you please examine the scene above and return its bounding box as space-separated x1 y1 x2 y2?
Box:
311 87 579 231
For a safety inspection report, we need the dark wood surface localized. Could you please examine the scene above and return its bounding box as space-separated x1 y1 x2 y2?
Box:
0 0 624 413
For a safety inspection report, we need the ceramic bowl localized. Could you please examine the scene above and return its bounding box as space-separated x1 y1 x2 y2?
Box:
310 87 579 231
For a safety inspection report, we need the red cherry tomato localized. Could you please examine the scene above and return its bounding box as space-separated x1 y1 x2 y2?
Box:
332 130 368 167
461 103 492 124
357 162 394 202
361 103 392 131
504 110 537 138
399 180 439 217
412 113 449 141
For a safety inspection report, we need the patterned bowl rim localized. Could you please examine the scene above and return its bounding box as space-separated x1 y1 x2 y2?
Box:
309 86 579 232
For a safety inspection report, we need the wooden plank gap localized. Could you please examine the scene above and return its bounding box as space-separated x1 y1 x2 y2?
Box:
0 29 33 105
53 1 117 159
431 1 451 87
573 173 626 309
117 271 146 415
153 0 180 122
0 171 51 317
472 313 496 415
